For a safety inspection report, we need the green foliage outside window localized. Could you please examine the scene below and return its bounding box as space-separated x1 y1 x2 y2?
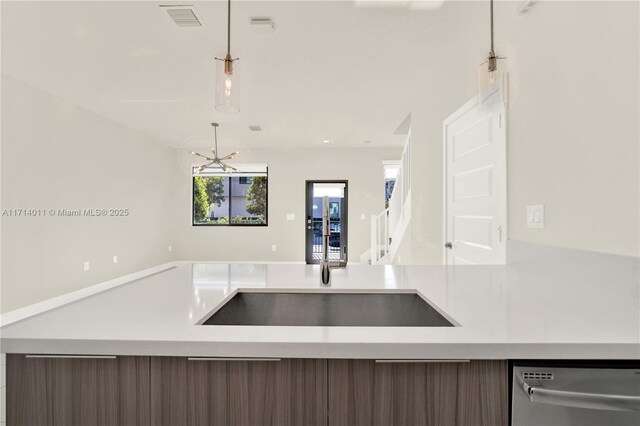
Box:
231 216 258 224
193 176 210 222
205 176 226 207
245 176 267 219
210 216 229 224
193 174 267 225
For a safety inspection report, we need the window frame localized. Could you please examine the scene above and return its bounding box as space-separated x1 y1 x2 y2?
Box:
191 167 269 227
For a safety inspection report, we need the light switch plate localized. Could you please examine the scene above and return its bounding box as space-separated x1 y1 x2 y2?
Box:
113 255 118 264
286 213 295 221
83 261 90 271
527 205 545 229
271 245 277 251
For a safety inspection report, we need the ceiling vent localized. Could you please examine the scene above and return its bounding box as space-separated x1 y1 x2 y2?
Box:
250 17 274 33
161 5 203 27
248 125 262 132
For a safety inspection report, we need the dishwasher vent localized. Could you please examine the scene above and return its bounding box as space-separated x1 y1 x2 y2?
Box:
523 372 553 380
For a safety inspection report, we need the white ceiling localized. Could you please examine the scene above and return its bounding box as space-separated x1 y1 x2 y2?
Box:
1 1 456 149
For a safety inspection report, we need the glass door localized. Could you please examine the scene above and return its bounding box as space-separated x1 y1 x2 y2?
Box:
305 181 348 264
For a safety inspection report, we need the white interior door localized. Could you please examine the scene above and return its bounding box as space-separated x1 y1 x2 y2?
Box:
443 96 507 265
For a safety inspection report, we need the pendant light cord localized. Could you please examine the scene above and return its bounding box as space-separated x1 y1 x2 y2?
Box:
227 0 231 55
490 0 494 54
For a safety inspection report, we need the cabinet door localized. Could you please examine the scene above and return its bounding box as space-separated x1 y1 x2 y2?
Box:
328 360 507 426
149 356 228 426
7 354 150 426
150 357 327 426
456 360 508 426
327 359 375 426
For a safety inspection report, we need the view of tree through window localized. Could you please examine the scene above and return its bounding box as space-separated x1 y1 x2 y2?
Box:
193 174 268 226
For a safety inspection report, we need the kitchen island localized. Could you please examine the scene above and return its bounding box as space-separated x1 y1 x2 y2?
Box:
2 242 638 359
1 242 638 425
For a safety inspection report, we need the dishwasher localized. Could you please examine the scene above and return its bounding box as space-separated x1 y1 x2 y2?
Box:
512 362 640 426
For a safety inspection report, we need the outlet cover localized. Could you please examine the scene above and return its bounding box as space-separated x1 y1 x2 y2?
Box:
527 205 545 229
83 261 90 271
113 255 118 264
168 245 173 252
286 213 295 221
272 245 277 251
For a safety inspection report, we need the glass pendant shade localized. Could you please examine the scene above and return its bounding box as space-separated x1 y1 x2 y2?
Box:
478 60 503 106
215 57 240 113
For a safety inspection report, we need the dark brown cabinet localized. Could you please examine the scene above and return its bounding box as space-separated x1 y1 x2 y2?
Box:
6 355 150 426
327 359 508 426
8 355 507 426
149 357 327 426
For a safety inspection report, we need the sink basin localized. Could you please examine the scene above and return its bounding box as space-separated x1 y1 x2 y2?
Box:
200 291 454 327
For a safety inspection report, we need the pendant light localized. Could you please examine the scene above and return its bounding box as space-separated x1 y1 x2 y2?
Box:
478 0 506 104
191 123 240 173
215 0 240 113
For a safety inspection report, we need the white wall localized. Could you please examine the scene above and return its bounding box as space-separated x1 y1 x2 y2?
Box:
1 1 637 315
0 75 179 313
504 1 639 256
405 0 640 264
174 147 401 262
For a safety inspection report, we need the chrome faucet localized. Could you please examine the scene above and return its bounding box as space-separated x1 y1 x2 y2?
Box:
320 195 345 286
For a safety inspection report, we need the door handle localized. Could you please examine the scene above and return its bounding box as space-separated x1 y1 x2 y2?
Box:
25 355 117 359
376 359 469 363
519 376 640 411
444 242 453 249
188 357 281 362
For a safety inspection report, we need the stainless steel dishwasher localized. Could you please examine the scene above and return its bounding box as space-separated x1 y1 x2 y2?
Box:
512 363 640 426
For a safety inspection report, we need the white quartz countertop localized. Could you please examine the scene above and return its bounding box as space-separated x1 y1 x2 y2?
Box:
1 243 639 359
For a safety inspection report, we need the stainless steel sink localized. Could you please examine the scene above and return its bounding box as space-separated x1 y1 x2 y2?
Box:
200 291 454 327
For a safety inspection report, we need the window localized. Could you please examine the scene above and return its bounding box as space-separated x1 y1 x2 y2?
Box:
329 201 340 219
382 161 399 209
385 179 396 208
192 164 268 226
